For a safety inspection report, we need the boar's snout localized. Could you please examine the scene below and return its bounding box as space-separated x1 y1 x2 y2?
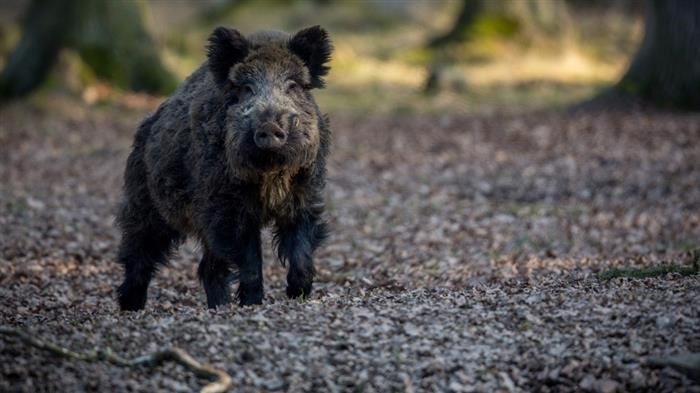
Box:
255 121 287 150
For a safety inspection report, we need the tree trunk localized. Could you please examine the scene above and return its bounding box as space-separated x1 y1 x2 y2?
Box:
72 0 176 94
0 0 79 99
0 0 175 101
428 0 575 48
429 0 484 48
617 0 700 109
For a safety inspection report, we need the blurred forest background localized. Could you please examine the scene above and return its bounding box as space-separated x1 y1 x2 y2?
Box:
0 0 665 113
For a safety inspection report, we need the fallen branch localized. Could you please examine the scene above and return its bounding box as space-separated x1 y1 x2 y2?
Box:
649 353 700 382
0 326 232 393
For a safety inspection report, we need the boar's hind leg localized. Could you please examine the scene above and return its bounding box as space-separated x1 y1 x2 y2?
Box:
116 146 181 312
116 206 180 311
275 213 329 299
198 249 233 308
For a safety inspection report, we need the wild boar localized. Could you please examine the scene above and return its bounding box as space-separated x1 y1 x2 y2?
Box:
116 26 332 310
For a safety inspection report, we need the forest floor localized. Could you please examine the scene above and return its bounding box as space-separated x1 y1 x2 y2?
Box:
0 97 698 392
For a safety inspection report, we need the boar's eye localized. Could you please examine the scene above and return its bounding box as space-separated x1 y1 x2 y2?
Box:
242 83 255 98
226 94 239 106
230 83 254 105
224 82 254 106
222 81 239 106
286 80 300 94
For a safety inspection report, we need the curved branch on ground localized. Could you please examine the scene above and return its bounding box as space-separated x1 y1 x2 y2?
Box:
0 326 232 393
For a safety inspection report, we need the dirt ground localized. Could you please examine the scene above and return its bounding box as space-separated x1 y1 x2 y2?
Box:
0 98 698 392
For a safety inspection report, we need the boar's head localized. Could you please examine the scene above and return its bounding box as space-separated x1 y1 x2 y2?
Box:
206 26 332 179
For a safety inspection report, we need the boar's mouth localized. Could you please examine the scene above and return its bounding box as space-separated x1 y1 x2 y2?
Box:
225 135 312 180
248 148 289 171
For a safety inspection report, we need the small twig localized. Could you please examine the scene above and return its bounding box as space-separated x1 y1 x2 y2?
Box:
366 278 404 291
0 326 232 393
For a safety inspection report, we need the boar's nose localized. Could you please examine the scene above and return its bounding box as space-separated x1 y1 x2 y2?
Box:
254 122 287 150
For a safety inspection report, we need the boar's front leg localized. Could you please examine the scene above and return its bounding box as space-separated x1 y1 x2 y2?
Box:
203 204 264 307
198 249 233 308
275 211 329 299
234 230 264 306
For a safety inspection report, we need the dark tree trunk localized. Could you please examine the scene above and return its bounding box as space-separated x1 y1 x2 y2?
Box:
617 0 700 109
72 0 176 94
428 0 574 49
0 0 79 99
429 0 484 48
0 0 175 101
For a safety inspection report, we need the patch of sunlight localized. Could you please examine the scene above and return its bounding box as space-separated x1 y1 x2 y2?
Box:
464 48 625 86
331 43 426 89
161 47 204 80
316 42 620 114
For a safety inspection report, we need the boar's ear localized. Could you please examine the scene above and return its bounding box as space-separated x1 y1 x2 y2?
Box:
288 25 332 88
207 27 249 86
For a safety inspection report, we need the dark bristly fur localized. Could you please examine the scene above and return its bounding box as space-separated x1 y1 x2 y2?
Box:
116 26 332 310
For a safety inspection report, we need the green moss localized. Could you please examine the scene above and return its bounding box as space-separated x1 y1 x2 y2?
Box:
617 80 641 95
599 264 699 280
469 14 520 40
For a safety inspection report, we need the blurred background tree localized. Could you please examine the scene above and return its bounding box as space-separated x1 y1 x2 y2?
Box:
428 0 575 49
615 0 700 109
0 0 175 100
422 0 699 110
424 0 576 93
